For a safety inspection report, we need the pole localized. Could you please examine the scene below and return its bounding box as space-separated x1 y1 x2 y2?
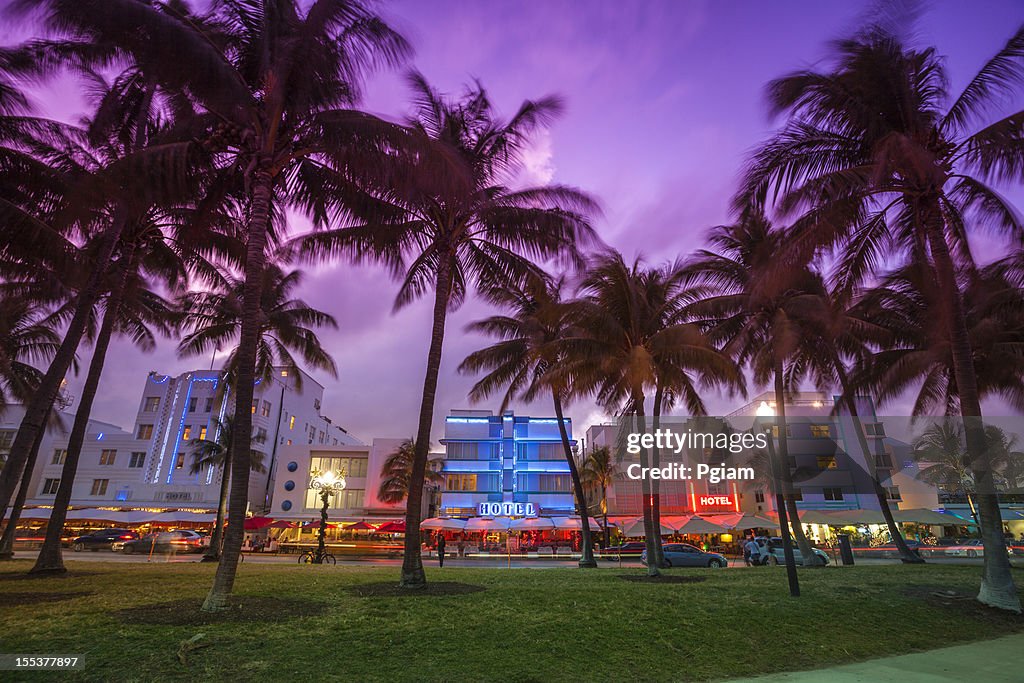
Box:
316 490 329 564
765 425 800 597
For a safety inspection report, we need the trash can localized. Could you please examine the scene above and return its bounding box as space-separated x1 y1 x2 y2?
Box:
837 534 854 566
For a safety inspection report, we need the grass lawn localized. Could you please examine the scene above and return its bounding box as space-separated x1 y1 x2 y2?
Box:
0 561 1022 682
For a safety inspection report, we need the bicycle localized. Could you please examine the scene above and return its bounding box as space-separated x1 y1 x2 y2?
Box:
298 548 337 565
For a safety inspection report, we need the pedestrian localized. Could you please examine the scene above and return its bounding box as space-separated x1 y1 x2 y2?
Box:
437 532 446 567
744 536 761 566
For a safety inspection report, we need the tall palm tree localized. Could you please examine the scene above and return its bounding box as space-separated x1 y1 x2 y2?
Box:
911 421 979 524
18 0 412 610
298 74 597 587
31 218 182 575
684 211 825 566
189 414 266 562
580 445 616 548
566 251 741 575
740 18 1024 611
377 438 443 505
459 275 599 567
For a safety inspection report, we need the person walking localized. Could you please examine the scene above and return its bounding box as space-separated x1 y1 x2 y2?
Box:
744 536 761 566
437 532 446 568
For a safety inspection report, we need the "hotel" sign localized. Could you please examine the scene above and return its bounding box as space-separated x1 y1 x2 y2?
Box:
478 502 537 517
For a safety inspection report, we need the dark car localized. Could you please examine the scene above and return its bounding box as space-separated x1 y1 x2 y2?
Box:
605 542 647 557
642 543 728 568
71 528 139 552
118 530 207 554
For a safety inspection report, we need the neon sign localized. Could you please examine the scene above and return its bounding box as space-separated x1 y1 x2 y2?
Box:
698 495 734 507
478 502 536 517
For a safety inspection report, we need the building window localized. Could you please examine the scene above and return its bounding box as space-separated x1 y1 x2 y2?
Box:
251 399 258 414
261 400 271 417
182 425 192 440
256 427 268 443
204 397 214 412
52 449 67 465
281 370 288 377
286 439 292 446
188 397 198 413
446 442 501 460
823 487 844 501
816 456 837 470
886 486 901 501
771 425 793 438
129 452 146 468
445 474 478 492
875 453 893 468
99 449 117 466
136 424 154 440
810 424 831 438
41 478 60 495
538 474 572 492
143 396 160 412
90 479 109 496
866 423 886 437
199 425 208 441
289 415 295 430
754 490 765 503
175 453 185 469
314 398 321 410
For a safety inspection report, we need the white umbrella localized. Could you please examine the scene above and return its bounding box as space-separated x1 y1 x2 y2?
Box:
673 515 728 534
465 517 513 531
420 518 467 531
890 508 960 525
510 517 555 530
11 507 50 520
730 514 778 531
549 516 602 531
620 517 674 537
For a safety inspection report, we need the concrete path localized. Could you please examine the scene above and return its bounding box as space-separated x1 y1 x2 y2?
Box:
728 633 1024 682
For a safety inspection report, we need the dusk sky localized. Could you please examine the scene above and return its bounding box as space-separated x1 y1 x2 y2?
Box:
5 1 1024 444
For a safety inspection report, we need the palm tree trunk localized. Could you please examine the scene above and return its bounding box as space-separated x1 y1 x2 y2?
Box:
650 382 668 568
773 360 823 566
31 247 132 575
0 222 125 526
400 255 453 589
202 170 274 612
601 485 610 548
834 364 923 564
552 391 596 567
203 451 232 562
0 411 50 559
634 395 660 577
924 207 1020 612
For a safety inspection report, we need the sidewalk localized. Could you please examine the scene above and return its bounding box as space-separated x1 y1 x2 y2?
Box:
728 633 1024 682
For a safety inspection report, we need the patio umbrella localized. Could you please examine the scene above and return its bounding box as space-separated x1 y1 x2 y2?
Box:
889 508 959 525
243 516 275 530
549 516 603 531
620 517 674 537
510 517 555 530
673 515 728 534
376 521 406 533
731 514 779 530
936 509 979 526
345 521 376 530
796 510 843 525
833 509 887 525
465 517 513 532
420 518 467 531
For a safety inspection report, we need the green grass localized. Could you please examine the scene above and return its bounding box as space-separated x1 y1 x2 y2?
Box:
0 561 1022 682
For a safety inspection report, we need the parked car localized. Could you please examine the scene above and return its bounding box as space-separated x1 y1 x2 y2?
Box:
72 528 139 552
641 543 728 568
945 539 1013 558
117 530 206 554
757 536 830 565
606 541 647 557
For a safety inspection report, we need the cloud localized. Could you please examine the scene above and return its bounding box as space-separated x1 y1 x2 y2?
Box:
515 128 556 188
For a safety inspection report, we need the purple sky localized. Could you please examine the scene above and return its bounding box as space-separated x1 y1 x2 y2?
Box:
6 1 1024 443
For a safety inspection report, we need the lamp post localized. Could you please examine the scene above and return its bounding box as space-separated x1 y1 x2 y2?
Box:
309 469 346 564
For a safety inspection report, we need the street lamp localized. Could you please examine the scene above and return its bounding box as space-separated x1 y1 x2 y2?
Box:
309 469 346 564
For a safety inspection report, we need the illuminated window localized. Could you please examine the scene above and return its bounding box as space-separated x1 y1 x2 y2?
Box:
143 397 160 412
816 456 837 470
281 370 288 377
199 426 208 441
52 449 67 465
771 425 792 438
90 479 109 496
810 424 831 438
136 424 154 440
445 474 478 491
538 474 572 492
41 478 61 495
289 416 296 430
175 453 185 469
129 452 146 468
99 449 117 466
182 426 192 440
823 487 844 501
251 399 258 414
261 400 271 417
286 439 292 446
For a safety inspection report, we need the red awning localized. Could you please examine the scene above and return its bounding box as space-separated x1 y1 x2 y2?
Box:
376 521 405 533
243 516 274 530
345 521 376 530
267 520 297 529
300 520 338 529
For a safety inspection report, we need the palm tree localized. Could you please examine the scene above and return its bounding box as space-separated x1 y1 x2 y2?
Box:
459 275 600 567
31 218 182 575
580 445 616 548
740 18 1024 611
297 74 597 587
684 211 825 566
377 438 443 505
566 251 740 575
912 421 979 524
189 414 267 562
